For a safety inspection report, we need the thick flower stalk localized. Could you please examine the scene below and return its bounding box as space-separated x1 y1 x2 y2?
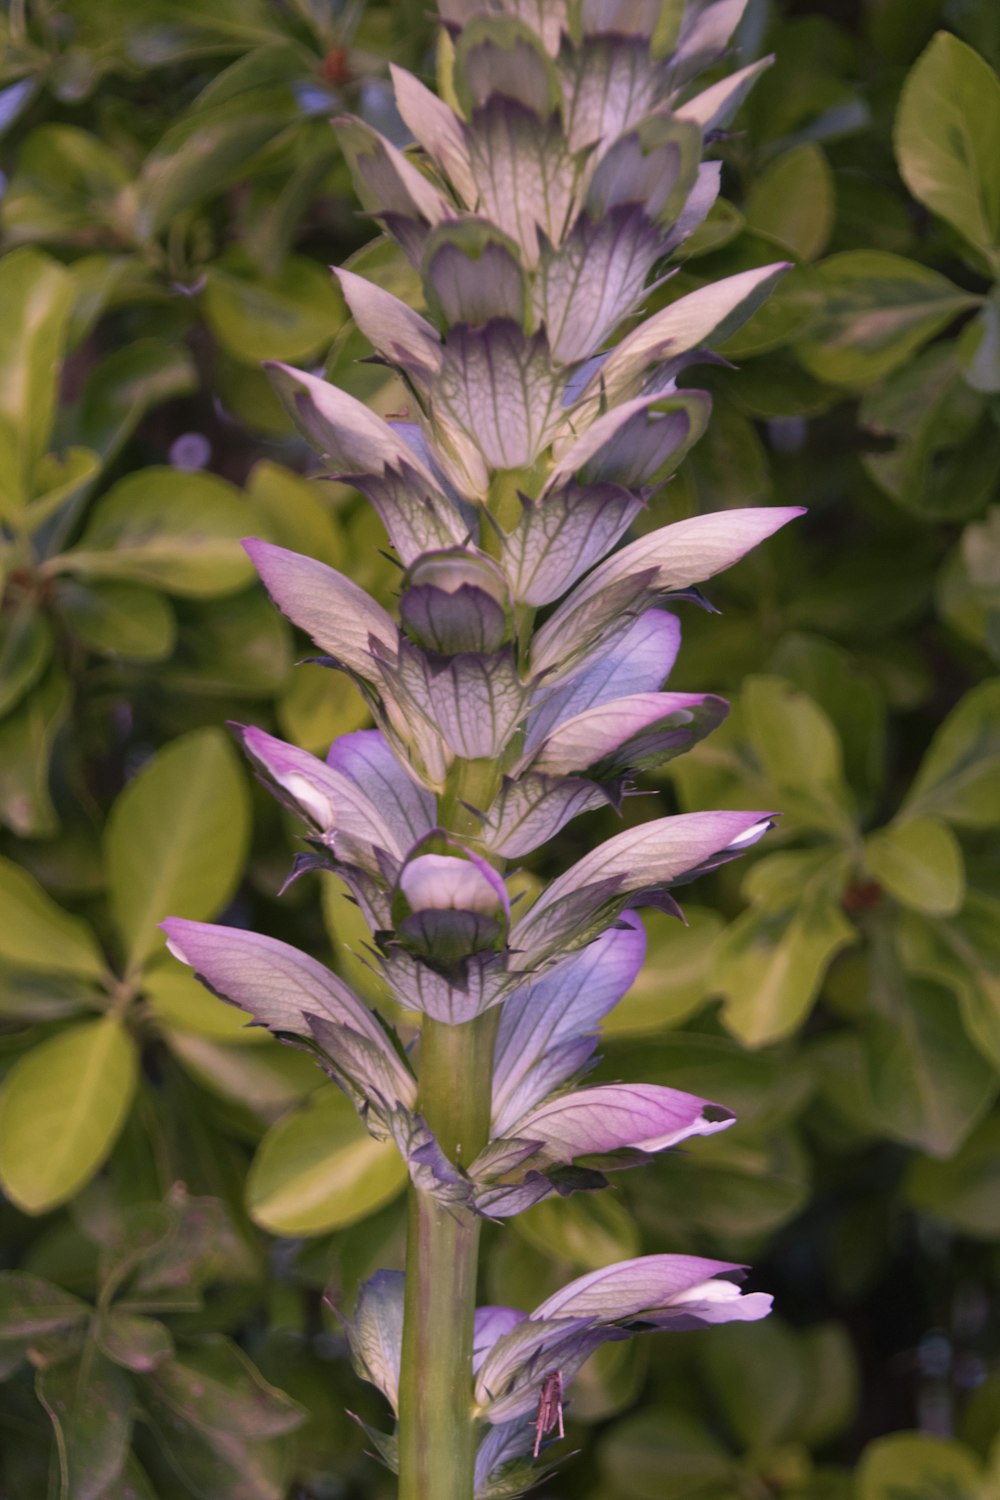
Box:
163 3 801 1496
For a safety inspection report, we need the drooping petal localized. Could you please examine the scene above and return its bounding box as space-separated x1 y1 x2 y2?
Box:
326 730 437 847
159 919 415 1106
466 99 581 266
237 724 410 859
347 1271 405 1413
559 35 665 153
423 220 529 329
474 1306 528 1372
532 208 663 364
532 1253 754 1321
531 506 803 675
551 391 712 491
244 539 399 676
504 1081 734 1160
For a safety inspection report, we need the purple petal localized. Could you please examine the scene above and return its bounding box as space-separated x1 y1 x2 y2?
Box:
244 539 398 676
515 809 774 954
493 917 647 1131
505 1083 734 1160
474 1306 527 1371
334 269 442 383
532 1254 755 1321
591 263 790 405
662 162 722 255
481 775 608 858
502 482 642 608
436 323 562 470
264 362 436 482
378 644 527 760
338 116 452 226
391 64 476 203
238 724 408 857
326 730 436 847
399 852 509 918
532 507 804 676
159 919 415 1105
525 610 681 752
676 59 772 134
533 207 663 362
423 220 528 328
532 691 720 775
380 947 507 1024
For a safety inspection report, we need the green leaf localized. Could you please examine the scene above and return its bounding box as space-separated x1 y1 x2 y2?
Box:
793 1323 860 1448
700 1318 803 1452
0 609 51 719
858 1432 985 1500
202 252 346 363
104 728 250 974
37 1348 134 1500
960 285 1000 394
166 1030 319 1120
895 32 1000 265
0 854 105 978
602 906 724 1035
77 340 198 466
513 1192 640 1270
860 345 1000 521
864 975 995 1158
0 1272 90 1341
23 447 102 531
246 1088 408 1235
277 661 370 755
137 89 296 237
903 680 1000 827
97 1310 174 1373
55 581 177 662
597 1411 737 1499
0 248 74 518
906 1114 1000 1238
139 1337 303 1500
54 468 255 597
768 632 886 810
865 816 965 916
742 674 856 836
1 124 132 248
744 144 835 262
246 460 346 570
0 664 70 837
714 879 856 1048
0 1017 138 1213
160 591 291 698
795 251 979 387
897 892 1000 1070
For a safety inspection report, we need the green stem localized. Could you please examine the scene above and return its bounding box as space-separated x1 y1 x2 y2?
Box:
398 754 505 1499
397 1008 500 1500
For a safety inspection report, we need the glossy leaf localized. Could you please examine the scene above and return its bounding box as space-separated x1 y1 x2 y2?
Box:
0 1017 138 1213
896 32 1000 262
0 247 73 518
0 854 105 978
865 816 965 916
56 468 255 596
105 728 250 974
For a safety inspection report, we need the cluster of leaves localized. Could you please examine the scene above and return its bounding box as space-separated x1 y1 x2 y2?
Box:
0 1 998 1498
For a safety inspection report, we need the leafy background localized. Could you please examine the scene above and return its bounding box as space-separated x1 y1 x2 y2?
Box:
0 0 998 1496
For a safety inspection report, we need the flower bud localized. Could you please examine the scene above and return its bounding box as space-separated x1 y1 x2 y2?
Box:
391 834 510 966
399 549 512 655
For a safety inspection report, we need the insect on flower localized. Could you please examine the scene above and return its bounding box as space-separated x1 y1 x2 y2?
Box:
532 1369 564 1458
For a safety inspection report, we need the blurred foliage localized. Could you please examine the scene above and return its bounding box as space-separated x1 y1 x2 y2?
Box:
0 0 998 1496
